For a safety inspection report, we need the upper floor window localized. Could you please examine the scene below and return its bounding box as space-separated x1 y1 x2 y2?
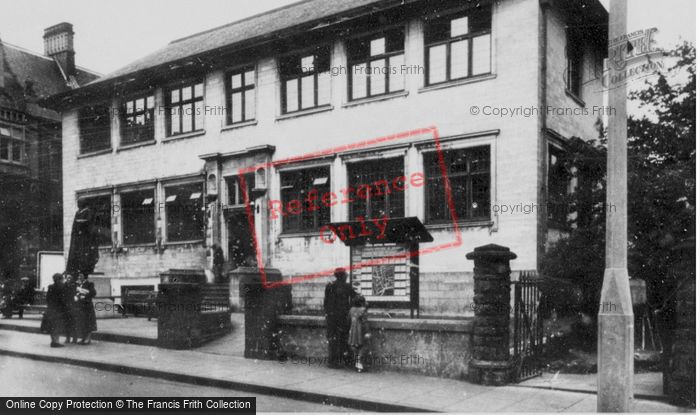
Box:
79 194 113 246
165 182 204 242
121 189 155 245
278 167 331 233
348 157 405 220
566 28 584 98
280 47 331 114
165 82 204 136
226 67 256 124
121 94 155 145
424 6 492 85
79 104 111 154
424 146 490 223
0 125 25 163
347 27 405 100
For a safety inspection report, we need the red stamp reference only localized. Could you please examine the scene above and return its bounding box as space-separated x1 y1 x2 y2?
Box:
238 126 462 289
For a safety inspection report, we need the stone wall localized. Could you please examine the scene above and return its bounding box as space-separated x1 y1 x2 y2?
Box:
278 315 473 380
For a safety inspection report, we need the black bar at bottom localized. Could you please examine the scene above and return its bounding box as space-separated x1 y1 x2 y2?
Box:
2 398 256 413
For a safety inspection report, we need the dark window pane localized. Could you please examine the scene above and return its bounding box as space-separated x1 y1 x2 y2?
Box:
280 167 331 232
79 104 111 153
121 189 155 245
81 195 112 246
166 183 204 242
424 146 490 222
348 158 404 221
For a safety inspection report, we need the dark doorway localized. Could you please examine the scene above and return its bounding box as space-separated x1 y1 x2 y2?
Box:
227 211 256 270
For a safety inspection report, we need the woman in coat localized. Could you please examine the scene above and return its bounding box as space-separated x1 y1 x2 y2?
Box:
74 273 97 344
46 273 67 347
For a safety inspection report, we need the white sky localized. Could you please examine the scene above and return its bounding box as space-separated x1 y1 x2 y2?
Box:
0 0 695 75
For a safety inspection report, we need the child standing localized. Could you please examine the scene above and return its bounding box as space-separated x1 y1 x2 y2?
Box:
348 296 369 372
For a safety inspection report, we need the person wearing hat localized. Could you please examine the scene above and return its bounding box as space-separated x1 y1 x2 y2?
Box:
45 273 67 347
323 268 357 368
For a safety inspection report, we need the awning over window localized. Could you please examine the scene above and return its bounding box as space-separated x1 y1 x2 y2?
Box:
325 216 433 246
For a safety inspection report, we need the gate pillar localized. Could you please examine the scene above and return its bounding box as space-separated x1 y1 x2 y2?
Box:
466 244 517 385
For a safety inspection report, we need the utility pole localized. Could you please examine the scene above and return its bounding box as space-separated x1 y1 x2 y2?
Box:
598 0 634 412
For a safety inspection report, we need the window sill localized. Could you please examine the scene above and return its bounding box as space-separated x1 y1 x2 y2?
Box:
163 239 205 247
278 230 322 238
425 220 493 230
565 90 586 107
221 120 258 132
78 148 112 159
0 160 28 167
419 74 496 94
276 105 333 121
121 242 156 248
117 140 157 152
162 130 206 143
342 91 409 108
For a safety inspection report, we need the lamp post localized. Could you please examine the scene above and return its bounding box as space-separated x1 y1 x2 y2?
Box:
597 0 634 411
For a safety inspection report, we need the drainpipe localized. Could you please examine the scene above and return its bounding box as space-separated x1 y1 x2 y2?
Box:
536 0 550 271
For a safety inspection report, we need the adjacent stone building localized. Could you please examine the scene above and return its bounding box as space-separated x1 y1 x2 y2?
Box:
0 23 98 283
46 0 607 317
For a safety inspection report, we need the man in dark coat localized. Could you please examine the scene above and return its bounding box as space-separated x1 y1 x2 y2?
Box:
46 273 67 347
324 268 357 368
65 200 99 278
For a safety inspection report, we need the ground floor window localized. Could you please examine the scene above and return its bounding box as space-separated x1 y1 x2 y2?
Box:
121 189 155 245
424 146 490 222
279 166 331 233
165 182 204 242
348 157 405 220
80 194 113 246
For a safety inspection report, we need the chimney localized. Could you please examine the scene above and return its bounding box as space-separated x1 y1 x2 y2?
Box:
43 22 75 77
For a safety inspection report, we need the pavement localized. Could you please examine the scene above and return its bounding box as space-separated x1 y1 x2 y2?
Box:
0 321 691 413
0 356 353 412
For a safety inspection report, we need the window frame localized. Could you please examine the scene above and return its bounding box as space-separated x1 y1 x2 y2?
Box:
164 80 205 137
278 165 332 234
163 181 205 243
225 172 256 207
347 157 405 221
78 103 112 154
423 145 491 224
347 26 406 101
120 93 155 146
423 6 492 86
0 124 26 164
120 188 156 246
225 66 257 125
566 27 585 99
279 45 332 114
78 193 113 247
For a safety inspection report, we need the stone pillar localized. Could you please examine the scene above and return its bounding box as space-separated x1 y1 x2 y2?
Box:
157 269 206 350
667 238 695 406
235 267 291 359
466 244 516 385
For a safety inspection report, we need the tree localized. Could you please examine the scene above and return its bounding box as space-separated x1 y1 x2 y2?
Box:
541 42 696 317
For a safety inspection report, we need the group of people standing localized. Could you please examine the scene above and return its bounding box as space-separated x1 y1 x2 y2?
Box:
324 268 370 372
45 272 97 347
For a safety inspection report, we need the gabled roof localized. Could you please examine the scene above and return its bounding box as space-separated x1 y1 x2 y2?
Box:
0 40 100 112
